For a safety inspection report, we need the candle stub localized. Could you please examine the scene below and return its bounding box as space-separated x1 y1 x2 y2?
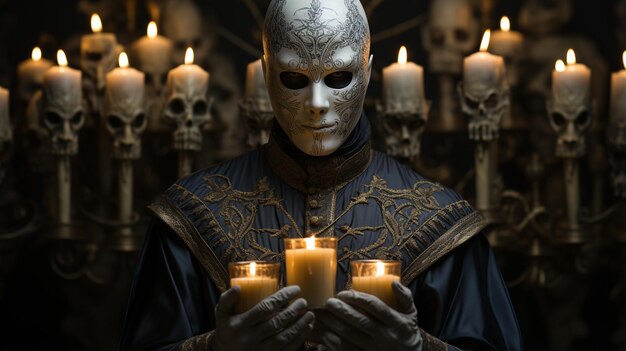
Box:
351 260 401 309
229 261 280 314
285 236 337 309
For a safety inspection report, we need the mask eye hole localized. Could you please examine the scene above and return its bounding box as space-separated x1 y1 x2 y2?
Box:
280 72 309 90
324 71 353 89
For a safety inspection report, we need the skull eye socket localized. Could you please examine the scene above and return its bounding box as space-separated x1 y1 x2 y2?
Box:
45 112 62 127
465 97 479 109
245 117 259 131
575 111 591 128
429 28 445 45
132 113 146 129
454 28 469 43
107 115 123 130
71 112 83 126
168 98 186 115
280 72 309 90
193 100 208 116
86 52 103 61
485 94 498 109
411 118 426 130
552 112 566 128
324 71 353 89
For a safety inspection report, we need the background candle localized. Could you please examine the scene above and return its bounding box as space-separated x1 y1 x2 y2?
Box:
106 52 145 96
132 21 173 78
285 236 337 309
610 51 626 122
245 59 270 104
17 47 53 100
43 50 82 97
229 261 279 314
351 260 401 309
166 47 209 96
489 17 524 58
382 46 425 114
552 49 591 103
463 30 505 89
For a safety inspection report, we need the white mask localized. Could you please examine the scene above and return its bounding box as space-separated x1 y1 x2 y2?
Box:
262 0 372 156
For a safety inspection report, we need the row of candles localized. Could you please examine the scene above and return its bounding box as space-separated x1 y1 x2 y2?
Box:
231 236 401 313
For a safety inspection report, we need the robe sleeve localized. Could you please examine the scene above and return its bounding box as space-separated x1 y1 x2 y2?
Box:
410 234 523 351
118 218 222 351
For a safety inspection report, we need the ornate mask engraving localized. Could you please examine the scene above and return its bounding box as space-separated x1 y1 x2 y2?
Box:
263 0 372 156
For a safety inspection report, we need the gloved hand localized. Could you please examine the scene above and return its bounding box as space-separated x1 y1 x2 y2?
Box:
319 281 422 351
212 285 315 351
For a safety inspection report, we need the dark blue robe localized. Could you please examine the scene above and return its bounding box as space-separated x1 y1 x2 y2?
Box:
119 117 522 351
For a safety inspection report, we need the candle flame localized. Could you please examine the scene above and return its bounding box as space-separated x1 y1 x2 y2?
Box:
479 30 491 52
57 50 68 67
555 59 565 72
304 235 315 250
375 261 384 277
32 47 42 61
398 46 407 64
91 13 103 33
185 47 194 65
623 50 626 70
250 261 257 276
119 52 129 68
147 21 158 38
500 16 511 32
566 49 576 65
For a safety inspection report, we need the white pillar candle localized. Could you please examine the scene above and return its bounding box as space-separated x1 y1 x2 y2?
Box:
166 47 209 95
382 46 425 114
610 51 626 123
552 49 591 103
285 236 337 309
43 50 82 98
132 21 173 77
106 52 145 96
229 261 280 314
17 47 53 95
463 30 505 89
0 86 10 142
351 260 401 309
489 17 524 58
245 59 270 101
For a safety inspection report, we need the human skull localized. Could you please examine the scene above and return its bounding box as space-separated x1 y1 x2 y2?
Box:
458 62 509 142
519 0 573 37
80 34 123 93
546 83 592 159
163 68 212 151
263 0 372 156
161 0 215 65
378 108 429 162
103 76 147 160
422 0 479 75
240 99 274 148
41 77 85 156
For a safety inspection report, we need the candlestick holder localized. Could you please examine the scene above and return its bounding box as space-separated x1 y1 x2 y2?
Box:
350 260 401 308
229 261 280 313
285 236 337 309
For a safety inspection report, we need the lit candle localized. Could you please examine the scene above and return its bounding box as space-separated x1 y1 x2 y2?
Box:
351 260 401 309
610 51 626 123
80 13 120 89
17 47 53 99
105 52 145 98
132 21 173 77
43 50 82 98
245 59 270 103
285 236 337 309
463 30 506 90
381 46 425 114
165 47 209 97
489 17 524 59
551 49 591 104
229 261 280 314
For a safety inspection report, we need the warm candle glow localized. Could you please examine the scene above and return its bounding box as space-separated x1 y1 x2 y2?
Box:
555 59 566 72
147 21 158 38
57 50 68 67
305 236 315 250
119 52 129 68
32 47 42 61
249 261 256 276
398 46 407 64
184 47 194 65
623 50 626 70
500 16 511 32
91 13 103 33
375 261 384 277
479 30 491 52
567 49 576 65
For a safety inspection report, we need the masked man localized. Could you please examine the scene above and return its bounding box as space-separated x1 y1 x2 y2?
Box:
119 1 522 350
